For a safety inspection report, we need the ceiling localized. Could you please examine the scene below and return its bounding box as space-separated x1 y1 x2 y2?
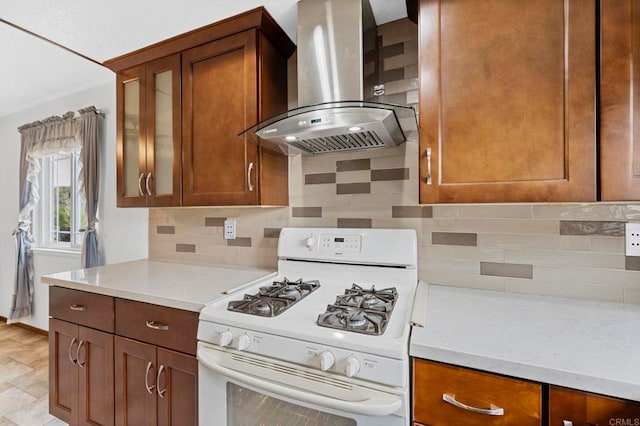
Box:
0 0 407 118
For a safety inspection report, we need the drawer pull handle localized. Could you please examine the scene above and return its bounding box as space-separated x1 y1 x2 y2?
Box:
146 321 169 331
426 147 432 185
76 340 86 368
138 173 145 196
68 337 78 365
70 304 87 311
442 393 504 416
247 162 255 192
145 361 155 394
563 421 573 426
157 365 167 399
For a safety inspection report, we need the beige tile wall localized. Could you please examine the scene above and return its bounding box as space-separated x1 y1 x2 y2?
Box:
148 18 640 304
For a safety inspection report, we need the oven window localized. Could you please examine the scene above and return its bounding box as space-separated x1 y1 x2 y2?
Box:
227 383 356 426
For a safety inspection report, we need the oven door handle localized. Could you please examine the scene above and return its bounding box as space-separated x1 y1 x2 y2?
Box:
198 349 402 417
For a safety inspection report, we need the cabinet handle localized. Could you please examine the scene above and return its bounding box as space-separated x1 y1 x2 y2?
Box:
69 304 86 311
156 365 166 399
76 340 86 368
563 421 573 426
145 172 153 196
68 337 78 365
146 320 169 331
144 361 155 394
247 162 254 192
138 173 145 196
426 147 432 185
442 393 504 416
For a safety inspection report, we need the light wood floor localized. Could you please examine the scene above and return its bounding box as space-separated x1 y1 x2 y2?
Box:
0 321 66 426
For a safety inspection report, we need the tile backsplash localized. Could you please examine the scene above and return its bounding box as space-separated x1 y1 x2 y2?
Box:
148 18 640 304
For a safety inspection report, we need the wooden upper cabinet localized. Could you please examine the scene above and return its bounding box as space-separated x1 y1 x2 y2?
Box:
111 8 292 207
549 386 640 425
419 0 596 203
116 54 181 207
600 0 640 200
182 29 288 206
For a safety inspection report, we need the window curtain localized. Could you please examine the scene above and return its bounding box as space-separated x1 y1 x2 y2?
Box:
8 106 103 324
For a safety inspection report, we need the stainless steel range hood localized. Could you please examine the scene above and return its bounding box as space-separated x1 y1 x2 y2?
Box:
239 0 418 155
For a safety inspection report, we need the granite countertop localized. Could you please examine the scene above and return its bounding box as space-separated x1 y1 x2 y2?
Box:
410 284 640 401
41 259 276 312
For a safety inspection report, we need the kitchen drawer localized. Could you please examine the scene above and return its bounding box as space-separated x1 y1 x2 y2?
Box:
49 286 114 333
413 359 542 426
115 299 198 355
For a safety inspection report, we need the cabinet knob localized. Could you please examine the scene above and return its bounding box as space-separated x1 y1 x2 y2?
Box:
563 421 573 426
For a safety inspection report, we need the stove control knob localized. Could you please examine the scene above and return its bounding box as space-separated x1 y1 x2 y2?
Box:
231 335 251 351
305 236 317 249
218 331 233 347
319 351 335 371
344 356 360 377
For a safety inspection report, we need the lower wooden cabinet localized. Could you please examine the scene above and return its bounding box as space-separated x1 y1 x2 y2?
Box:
115 336 198 426
549 386 640 425
413 359 542 425
49 318 114 426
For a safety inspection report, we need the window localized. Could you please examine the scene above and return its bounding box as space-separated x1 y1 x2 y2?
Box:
36 149 87 249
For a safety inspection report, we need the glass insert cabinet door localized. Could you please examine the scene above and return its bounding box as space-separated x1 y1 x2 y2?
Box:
116 54 181 207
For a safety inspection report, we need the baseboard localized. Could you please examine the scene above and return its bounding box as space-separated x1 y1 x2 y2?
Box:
0 316 48 336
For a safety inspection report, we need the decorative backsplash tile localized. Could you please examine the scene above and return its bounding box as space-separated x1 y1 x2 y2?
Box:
337 183 371 194
147 17 640 305
481 262 533 279
559 220 626 236
204 217 226 227
336 159 371 172
432 232 478 247
176 243 196 253
371 168 410 181
156 226 175 235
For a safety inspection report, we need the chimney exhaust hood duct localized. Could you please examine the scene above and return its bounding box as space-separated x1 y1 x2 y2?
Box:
239 0 418 155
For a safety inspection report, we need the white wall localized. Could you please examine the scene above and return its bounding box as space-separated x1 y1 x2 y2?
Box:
0 81 148 330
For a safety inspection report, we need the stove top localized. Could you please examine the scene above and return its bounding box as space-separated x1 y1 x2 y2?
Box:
317 284 398 335
227 278 320 317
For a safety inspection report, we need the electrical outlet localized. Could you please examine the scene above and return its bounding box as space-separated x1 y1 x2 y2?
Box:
625 222 640 256
224 219 236 240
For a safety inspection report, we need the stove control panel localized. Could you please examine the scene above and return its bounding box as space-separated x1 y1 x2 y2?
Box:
318 234 362 252
198 321 407 388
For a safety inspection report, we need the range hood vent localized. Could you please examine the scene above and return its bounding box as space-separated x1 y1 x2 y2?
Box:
239 0 418 155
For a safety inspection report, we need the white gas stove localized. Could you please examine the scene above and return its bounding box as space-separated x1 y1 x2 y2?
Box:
197 228 418 426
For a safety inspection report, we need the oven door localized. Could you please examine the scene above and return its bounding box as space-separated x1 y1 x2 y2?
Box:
198 342 408 426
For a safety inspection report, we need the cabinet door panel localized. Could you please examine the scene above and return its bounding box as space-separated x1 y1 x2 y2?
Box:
182 30 259 206
116 66 147 207
419 0 596 203
549 386 640 425
49 319 78 424
115 337 157 426
600 0 640 200
157 348 197 426
78 326 114 426
145 54 182 207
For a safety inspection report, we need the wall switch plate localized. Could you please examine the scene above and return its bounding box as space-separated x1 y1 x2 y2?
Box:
625 222 640 256
224 219 236 240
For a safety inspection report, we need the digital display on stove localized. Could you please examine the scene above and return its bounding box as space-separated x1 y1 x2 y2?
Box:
334 237 345 242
